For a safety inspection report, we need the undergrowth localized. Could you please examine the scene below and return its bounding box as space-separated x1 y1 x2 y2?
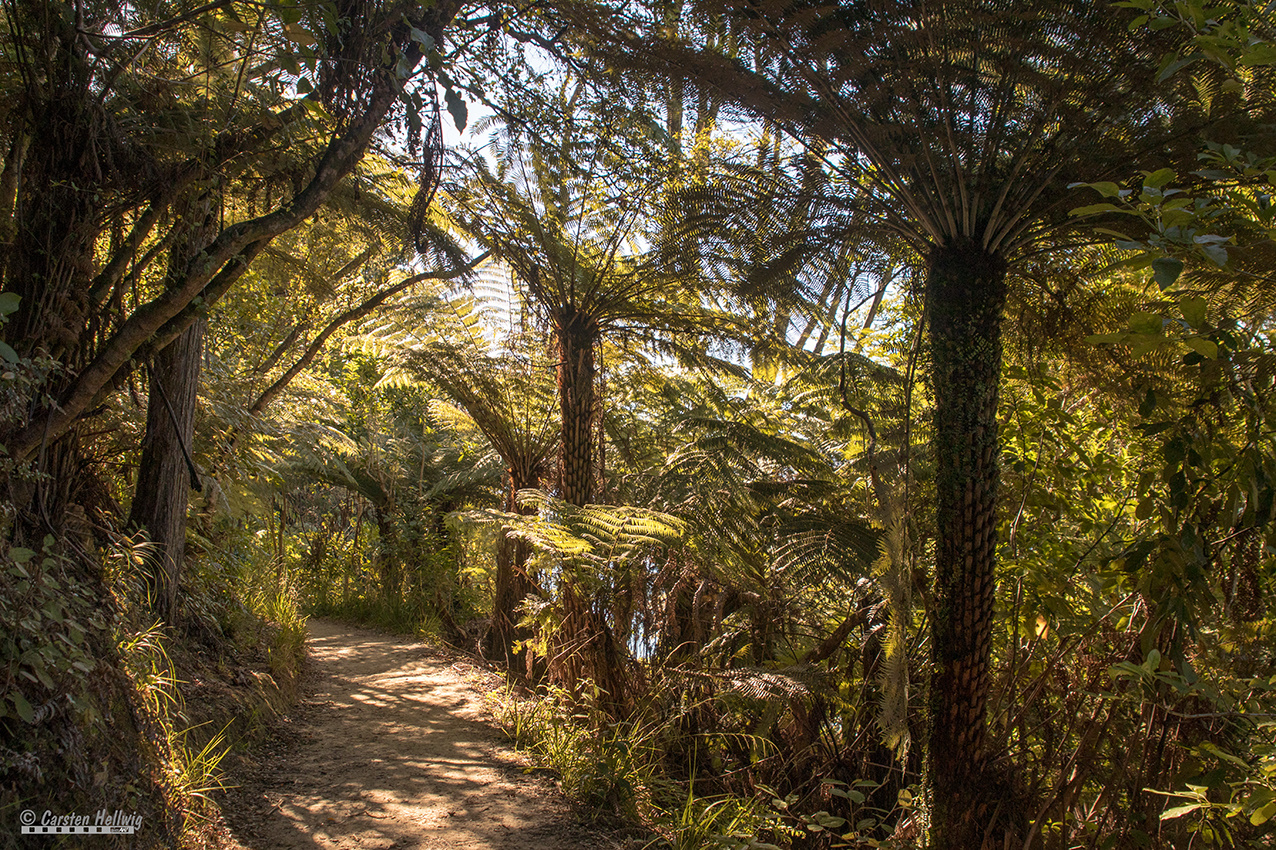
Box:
301 533 480 644
484 678 926 850
1 531 184 848
0 515 310 849
185 522 309 688
114 620 229 839
485 684 808 849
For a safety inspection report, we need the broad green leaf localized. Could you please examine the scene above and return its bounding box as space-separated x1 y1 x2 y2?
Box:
1143 168 1176 189
409 27 434 52
1201 243 1228 266
1158 803 1202 821
1152 257 1184 289
1184 337 1218 359
1070 203 1122 217
11 692 34 723
1252 799 1276 826
0 292 20 316
1157 53 1197 81
1094 227 1134 240
1129 312 1163 335
1130 337 1165 358
1240 43 1276 67
0 341 16 364
1198 742 1248 769
1139 386 1157 416
1180 296 1207 328
282 23 316 46
445 88 468 132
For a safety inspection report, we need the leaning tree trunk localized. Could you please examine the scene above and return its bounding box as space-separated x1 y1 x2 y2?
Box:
128 315 206 622
128 198 217 622
552 306 628 712
925 241 1009 850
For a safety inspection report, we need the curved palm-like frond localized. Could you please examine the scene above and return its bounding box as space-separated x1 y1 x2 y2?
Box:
500 489 685 566
568 0 1225 257
362 265 562 493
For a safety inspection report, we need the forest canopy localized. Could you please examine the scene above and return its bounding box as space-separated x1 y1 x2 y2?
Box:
1 0 1275 848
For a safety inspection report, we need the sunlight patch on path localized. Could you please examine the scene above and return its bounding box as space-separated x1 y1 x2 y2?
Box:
222 619 605 850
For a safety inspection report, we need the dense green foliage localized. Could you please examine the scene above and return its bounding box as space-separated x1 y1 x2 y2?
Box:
0 0 1274 848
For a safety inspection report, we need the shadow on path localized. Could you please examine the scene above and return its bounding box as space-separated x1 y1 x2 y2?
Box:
221 620 606 849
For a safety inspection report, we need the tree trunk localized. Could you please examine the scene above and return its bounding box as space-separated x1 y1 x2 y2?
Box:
557 306 597 506
485 466 539 679
925 241 1009 850
128 315 206 622
374 505 400 606
552 306 628 712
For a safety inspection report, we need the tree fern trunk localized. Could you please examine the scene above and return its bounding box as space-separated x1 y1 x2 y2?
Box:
375 506 400 606
557 306 597 506
552 306 628 712
925 241 1008 850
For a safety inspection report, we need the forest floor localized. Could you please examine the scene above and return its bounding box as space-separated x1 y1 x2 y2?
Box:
216 619 619 850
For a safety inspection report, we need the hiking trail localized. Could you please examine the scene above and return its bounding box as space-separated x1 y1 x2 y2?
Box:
220 619 610 850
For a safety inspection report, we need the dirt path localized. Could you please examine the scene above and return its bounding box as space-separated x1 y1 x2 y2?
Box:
220 619 609 849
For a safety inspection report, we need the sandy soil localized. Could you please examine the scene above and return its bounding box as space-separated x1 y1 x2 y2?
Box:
219 619 611 849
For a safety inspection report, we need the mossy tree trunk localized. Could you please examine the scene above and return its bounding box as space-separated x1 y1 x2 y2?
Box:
925 240 1009 850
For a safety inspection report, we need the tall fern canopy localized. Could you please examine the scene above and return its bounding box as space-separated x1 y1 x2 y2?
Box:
3 1 1276 847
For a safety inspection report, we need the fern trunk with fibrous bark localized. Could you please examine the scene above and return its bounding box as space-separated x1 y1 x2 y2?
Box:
551 305 630 713
557 306 597 507
926 241 1011 850
374 505 400 605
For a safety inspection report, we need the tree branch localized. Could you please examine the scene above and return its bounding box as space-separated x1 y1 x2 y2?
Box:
249 251 489 415
7 65 410 460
